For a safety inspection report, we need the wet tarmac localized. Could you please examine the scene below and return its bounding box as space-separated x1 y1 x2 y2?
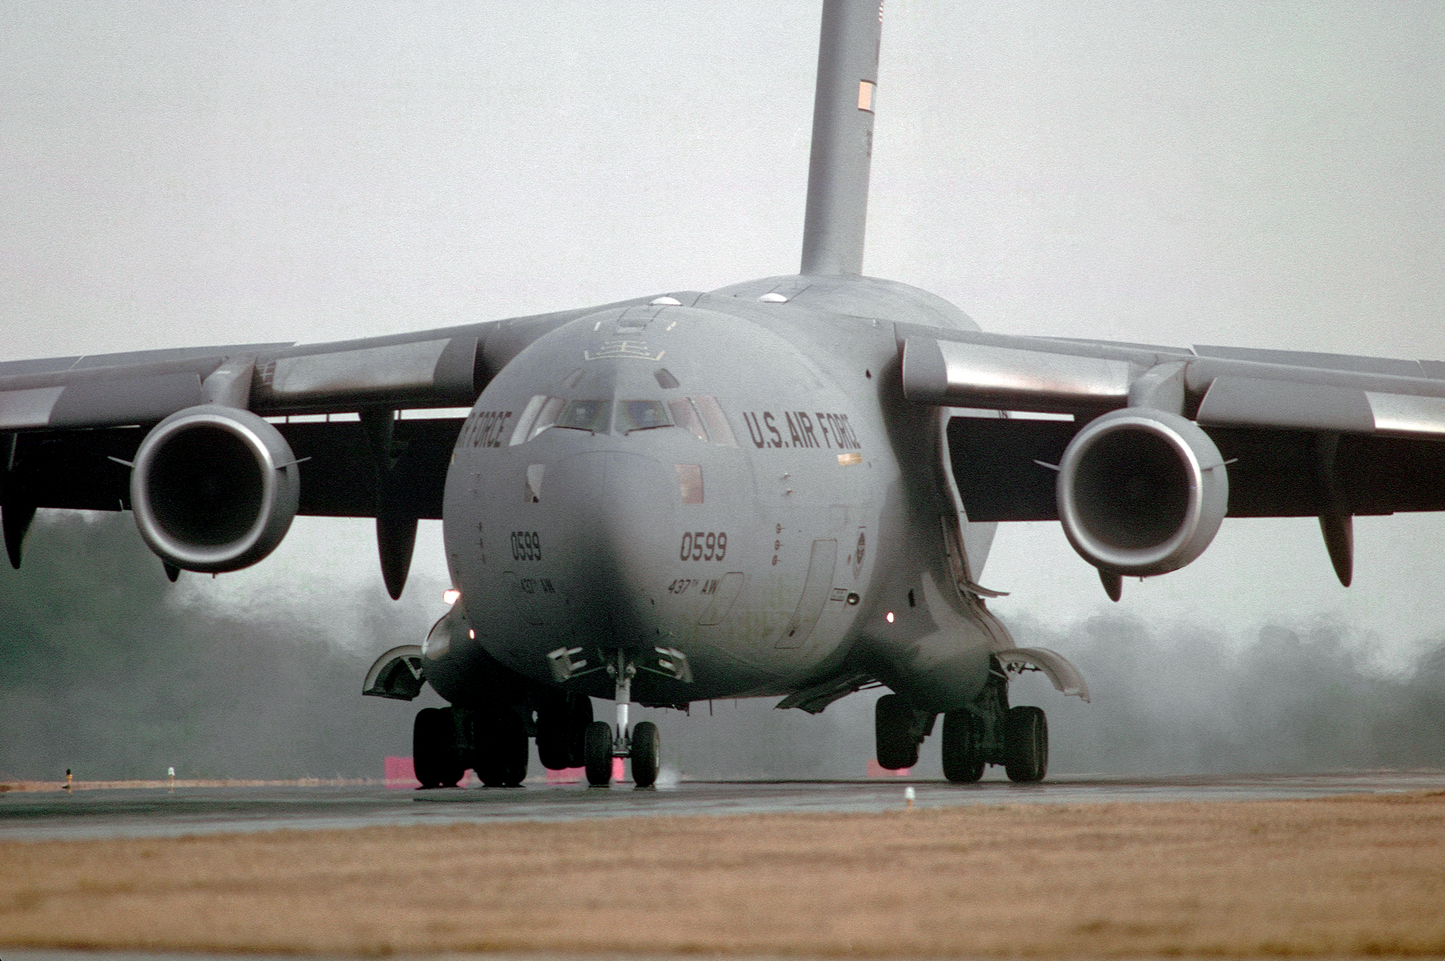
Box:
2 770 1443 841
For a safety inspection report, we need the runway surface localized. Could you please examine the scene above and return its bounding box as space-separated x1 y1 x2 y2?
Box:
3 770 1443 841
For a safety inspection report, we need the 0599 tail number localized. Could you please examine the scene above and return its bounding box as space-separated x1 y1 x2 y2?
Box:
680 531 727 562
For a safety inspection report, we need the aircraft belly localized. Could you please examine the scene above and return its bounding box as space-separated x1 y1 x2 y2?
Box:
843 441 1003 713
867 571 995 712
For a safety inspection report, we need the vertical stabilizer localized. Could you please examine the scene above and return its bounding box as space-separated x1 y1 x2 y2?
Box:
800 0 883 276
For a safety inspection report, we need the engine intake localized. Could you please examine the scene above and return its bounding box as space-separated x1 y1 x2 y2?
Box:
131 405 301 573
1056 408 1228 577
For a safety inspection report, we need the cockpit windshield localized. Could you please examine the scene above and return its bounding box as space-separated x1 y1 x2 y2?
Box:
616 400 670 433
555 399 612 432
509 391 735 445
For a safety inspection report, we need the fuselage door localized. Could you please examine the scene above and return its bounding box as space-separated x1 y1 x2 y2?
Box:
777 538 837 649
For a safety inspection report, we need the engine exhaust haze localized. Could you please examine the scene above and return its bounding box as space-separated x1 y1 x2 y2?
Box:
2 515 1443 780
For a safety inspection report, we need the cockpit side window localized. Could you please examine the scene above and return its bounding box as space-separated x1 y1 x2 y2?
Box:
510 395 548 446
693 396 737 446
510 395 570 444
532 397 567 437
667 398 708 442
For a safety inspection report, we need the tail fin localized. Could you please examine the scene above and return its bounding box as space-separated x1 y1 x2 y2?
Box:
800 0 883 276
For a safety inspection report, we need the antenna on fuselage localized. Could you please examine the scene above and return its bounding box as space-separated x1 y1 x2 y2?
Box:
799 0 883 277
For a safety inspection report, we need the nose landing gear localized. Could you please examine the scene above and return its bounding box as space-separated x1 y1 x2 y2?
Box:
583 649 661 788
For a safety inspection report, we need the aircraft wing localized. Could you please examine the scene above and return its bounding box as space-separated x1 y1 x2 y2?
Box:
898 322 1445 587
0 297 652 577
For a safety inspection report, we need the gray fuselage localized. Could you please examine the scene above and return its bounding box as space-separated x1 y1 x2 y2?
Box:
428 275 1012 713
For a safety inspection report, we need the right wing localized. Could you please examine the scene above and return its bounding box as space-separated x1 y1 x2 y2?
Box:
0 294 665 593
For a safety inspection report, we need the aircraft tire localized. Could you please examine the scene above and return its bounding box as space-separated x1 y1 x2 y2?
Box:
875 693 919 770
413 707 463 789
1003 705 1048 783
564 694 595 767
941 709 986 783
536 735 570 772
477 710 529 787
630 720 660 788
537 693 593 770
535 700 571 770
583 720 614 786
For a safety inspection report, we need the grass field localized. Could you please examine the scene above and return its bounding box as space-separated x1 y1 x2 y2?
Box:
2 791 1443 957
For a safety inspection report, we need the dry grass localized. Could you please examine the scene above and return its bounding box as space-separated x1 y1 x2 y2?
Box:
2 792 1444 957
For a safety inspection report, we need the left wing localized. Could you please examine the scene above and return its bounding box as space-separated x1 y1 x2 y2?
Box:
899 323 1445 591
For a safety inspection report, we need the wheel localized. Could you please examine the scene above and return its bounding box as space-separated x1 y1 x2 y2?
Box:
537 693 593 770
413 707 464 789
875 693 919 770
564 695 595 767
1004 705 1048 783
583 720 614 786
630 720 660 788
476 709 530 787
941 709 986 783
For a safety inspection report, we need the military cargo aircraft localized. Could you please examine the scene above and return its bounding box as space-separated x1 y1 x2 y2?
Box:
5 1 1445 788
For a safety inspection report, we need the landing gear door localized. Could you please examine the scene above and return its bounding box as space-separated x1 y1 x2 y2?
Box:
363 644 425 700
939 411 1012 652
940 411 1001 587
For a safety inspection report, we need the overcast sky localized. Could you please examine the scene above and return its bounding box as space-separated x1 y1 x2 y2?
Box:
4 1 1445 678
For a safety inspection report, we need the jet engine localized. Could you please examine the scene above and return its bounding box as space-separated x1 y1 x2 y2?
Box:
1056 408 1228 577
131 405 301 573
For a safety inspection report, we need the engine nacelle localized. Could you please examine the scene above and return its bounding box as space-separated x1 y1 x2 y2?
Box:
131 405 301 573
1056 408 1228 577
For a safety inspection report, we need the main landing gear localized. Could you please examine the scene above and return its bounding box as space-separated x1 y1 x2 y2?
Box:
413 706 465 789
874 660 1049 784
412 691 594 789
582 649 661 788
412 704 531 788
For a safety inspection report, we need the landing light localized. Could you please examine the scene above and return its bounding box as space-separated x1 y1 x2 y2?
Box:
443 589 461 605
886 611 895 623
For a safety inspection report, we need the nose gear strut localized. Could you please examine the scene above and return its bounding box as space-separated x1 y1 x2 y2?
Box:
583 649 661 788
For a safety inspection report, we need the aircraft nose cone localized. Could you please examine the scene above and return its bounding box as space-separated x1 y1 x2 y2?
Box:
546 450 675 645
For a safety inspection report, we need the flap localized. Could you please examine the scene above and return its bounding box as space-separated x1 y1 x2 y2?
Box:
0 373 206 430
1197 377 1375 432
254 335 479 411
1199 376 1445 438
1194 345 1433 378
